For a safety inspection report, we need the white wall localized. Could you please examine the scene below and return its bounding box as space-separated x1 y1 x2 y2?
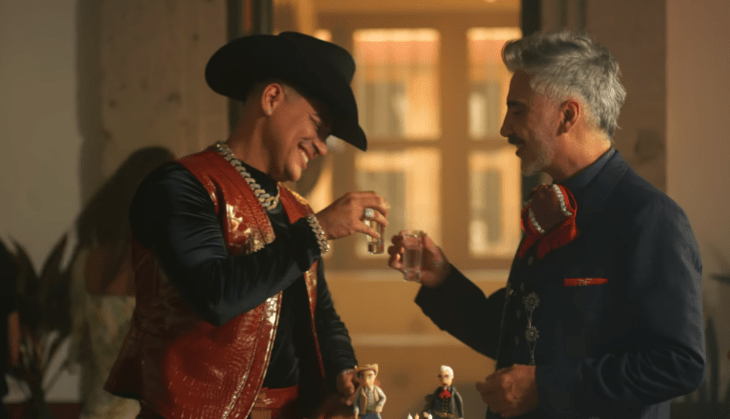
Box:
0 1 81 267
0 0 81 402
667 0 730 399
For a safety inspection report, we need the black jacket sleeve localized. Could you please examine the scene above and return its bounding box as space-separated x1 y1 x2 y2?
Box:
415 266 506 359
313 260 357 378
129 162 323 326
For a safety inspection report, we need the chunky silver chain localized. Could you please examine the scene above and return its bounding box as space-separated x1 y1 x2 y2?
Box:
213 142 280 211
305 214 331 254
213 142 330 254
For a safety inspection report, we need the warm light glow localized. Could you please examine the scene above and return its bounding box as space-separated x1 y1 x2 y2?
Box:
353 28 441 140
353 28 439 43
467 27 521 41
467 26 521 139
313 29 332 42
355 148 442 256
468 147 522 257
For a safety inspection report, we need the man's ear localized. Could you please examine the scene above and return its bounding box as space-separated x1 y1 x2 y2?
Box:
559 98 581 134
260 83 285 115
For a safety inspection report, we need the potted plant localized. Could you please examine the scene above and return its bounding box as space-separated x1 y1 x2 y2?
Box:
6 234 72 419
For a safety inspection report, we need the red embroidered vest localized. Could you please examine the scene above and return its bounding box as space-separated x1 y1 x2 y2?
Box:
105 148 325 418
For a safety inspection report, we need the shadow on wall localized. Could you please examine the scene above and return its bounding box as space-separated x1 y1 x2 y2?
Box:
672 274 730 418
5 146 174 419
76 0 105 205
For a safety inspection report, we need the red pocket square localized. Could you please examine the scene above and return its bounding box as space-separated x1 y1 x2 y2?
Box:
563 277 608 287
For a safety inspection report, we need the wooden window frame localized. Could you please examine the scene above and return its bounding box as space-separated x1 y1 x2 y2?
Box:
318 11 521 270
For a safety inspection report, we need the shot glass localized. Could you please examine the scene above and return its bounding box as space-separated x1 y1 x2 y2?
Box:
402 230 424 282
365 219 385 254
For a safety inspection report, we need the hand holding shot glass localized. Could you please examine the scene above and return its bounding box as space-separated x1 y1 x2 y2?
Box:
401 230 424 281
387 230 451 286
363 207 385 254
313 191 389 248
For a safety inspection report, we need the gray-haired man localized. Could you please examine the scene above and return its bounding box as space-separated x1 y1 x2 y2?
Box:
389 30 705 419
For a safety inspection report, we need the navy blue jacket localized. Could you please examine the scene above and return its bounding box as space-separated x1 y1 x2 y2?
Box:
428 385 464 419
417 150 705 419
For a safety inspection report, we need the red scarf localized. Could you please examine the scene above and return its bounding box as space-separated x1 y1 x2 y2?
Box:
518 184 578 259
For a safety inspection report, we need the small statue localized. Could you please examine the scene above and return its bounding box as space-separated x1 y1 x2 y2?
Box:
426 365 463 419
353 364 386 419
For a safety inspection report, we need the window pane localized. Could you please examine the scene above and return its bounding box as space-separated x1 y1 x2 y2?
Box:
355 148 441 257
353 29 440 141
313 29 332 42
467 27 521 140
469 147 522 257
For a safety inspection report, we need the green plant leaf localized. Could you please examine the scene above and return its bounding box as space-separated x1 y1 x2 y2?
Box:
12 241 41 331
38 234 70 333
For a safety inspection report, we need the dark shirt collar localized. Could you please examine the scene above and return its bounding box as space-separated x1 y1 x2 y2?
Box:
559 147 615 195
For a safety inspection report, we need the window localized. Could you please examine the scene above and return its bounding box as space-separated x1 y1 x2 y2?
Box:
301 13 522 270
467 27 523 257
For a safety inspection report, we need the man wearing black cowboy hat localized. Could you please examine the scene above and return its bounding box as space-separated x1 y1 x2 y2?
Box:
105 32 389 419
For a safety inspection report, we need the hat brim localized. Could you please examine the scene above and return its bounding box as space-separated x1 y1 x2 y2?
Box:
355 364 378 376
205 34 367 151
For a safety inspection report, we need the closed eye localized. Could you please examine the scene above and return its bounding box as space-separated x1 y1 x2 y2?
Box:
310 116 321 129
311 115 332 140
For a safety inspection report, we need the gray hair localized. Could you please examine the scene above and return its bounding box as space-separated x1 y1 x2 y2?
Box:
440 365 453 377
502 30 626 138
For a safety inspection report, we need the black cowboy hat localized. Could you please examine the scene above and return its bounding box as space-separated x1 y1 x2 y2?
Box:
205 31 367 151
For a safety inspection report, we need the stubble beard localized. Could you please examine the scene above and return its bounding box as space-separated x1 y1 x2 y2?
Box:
520 141 550 177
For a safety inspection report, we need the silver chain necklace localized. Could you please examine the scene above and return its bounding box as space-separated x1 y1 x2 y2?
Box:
213 141 280 211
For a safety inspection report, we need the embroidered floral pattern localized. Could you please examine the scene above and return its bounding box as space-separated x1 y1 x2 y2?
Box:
523 292 540 365
523 292 540 311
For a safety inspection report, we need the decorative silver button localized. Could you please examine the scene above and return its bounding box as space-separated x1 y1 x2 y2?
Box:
527 256 534 266
514 336 520 345
523 292 540 311
520 283 525 292
525 326 539 343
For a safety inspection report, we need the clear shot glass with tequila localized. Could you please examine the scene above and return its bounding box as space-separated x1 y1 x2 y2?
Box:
402 230 423 282
365 219 385 254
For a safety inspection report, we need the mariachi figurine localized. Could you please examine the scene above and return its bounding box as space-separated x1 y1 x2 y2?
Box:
353 364 387 419
426 365 464 419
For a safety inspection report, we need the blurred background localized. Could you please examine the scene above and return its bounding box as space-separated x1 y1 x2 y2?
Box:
0 0 728 418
